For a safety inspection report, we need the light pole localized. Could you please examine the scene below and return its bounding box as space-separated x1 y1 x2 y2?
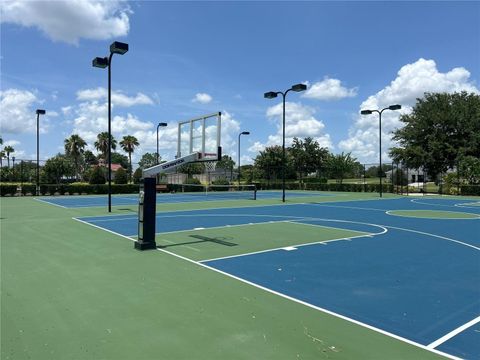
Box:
35 109 46 196
360 104 401 197
156 122 168 164
264 83 307 202
93 41 129 212
238 131 250 185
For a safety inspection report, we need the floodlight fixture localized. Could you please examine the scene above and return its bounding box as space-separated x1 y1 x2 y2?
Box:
241 131 250 135
92 41 129 212
360 109 373 115
110 41 129 55
389 104 402 111
360 104 402 198
291 83 307 92
264 91 278 99
263 82 308 202
92 57 109 68
35 109 46 195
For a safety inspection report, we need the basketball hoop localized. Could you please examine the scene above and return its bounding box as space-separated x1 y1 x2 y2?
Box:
205 160 217 173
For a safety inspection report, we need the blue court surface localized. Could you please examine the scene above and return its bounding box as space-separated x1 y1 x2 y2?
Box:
35 190 332 208
75 197 480 359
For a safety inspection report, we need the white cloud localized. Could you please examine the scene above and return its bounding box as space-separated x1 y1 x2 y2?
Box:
255 102 332 152
0 0 131 45
0 89 50 134
303 78 357 100
192 93 213 104
338 58 480 163
76 87 154 107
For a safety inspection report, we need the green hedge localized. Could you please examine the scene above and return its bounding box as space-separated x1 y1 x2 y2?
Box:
460 185 480 196
251 181 393 193
12 183 141 196
0 185 18 196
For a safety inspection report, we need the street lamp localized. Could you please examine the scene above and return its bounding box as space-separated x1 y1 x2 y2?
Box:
92 41 129 212
264 83 307 202
156 122 168 165
238 131 250 185
360 104 401 197
35 109 46 196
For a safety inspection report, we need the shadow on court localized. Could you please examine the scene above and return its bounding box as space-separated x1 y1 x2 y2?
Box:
157 234 238 249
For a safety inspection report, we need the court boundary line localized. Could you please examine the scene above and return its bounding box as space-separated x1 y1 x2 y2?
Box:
34 197 68 209
72 212 466 359
411 198 480 210
385 209 480 220
156 246 461 360
427 315 480 349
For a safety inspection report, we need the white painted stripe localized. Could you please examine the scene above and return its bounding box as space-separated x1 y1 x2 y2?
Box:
283 246 297 251
427 315 480 349
386 209 480 220
157 247 461 360
193 227 205 230
34 197 68 209
72 217 136 243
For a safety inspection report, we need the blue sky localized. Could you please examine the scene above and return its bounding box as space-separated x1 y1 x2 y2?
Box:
1 1 479 166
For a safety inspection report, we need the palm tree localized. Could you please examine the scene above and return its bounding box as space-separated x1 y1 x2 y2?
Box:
120 135 139 183
0 150 5 168
94 132 117 161
64 134 87 180
4 145 14 168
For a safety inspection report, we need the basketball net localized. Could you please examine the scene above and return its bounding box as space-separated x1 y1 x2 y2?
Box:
205 161 217 173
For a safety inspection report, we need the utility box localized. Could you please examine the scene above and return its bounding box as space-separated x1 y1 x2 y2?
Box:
135 177 157 250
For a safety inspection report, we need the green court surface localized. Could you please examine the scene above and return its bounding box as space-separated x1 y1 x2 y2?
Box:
387 209 480 219
1 194 447 360
156 222 367 261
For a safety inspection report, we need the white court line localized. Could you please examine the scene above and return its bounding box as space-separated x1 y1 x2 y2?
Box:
156 246 460 360
427 315 480 349
34 197 68 209
72 217 136 243
199 220 387 263
384 225 480 251
386 209 480 220
72 213 463 360
411 198 480 210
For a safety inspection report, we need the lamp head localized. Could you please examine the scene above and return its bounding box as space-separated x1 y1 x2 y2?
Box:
110 41 129 55
291 83 307 92
158 122 168 127
92 57 109 68
360 110 373 115
36 109 46 115
241 131 250 135
264 91 278 99
388 104 401 111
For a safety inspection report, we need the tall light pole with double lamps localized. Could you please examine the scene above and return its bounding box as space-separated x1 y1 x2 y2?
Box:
237 131 250 185
156 122 168 164
360 104 402 197
35 109 46 196
92 41 129 213
264 83 307 202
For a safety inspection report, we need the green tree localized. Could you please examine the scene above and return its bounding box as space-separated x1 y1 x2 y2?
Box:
42 154 75 184
390 92 480 179
178 163 204 177
326 152 357 184
0 150 5 168
83 150 98 166
3 145 14 168
114 167 128 184
216 155 235 179
458 155 480 185
120 135 139 183
64 134 87 180
138 152 158 169
133 168 143 184
289 137 329 181
94 132 117 160
110 152 129 169
254 145 289 181
89 166 106 184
